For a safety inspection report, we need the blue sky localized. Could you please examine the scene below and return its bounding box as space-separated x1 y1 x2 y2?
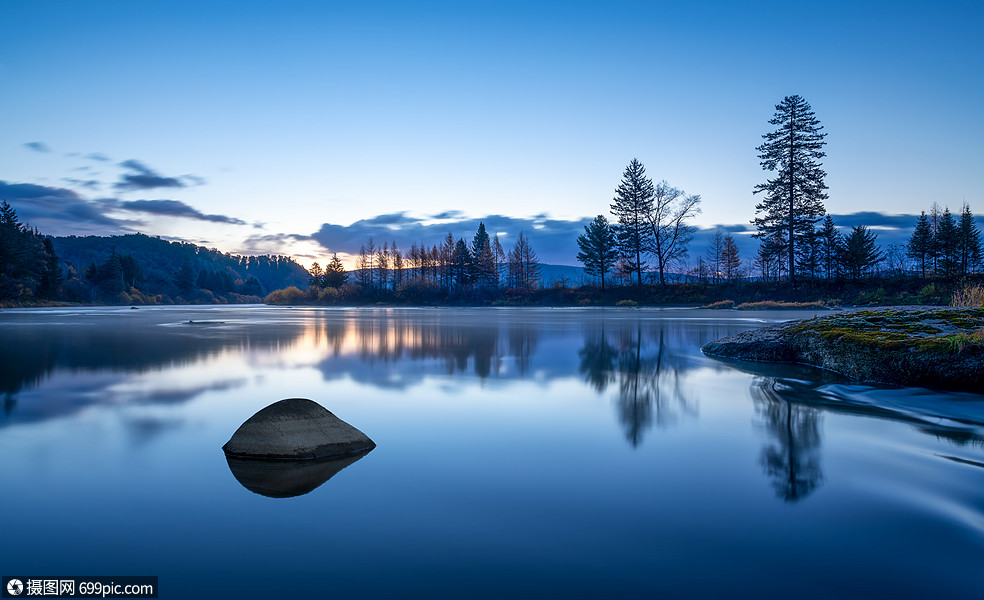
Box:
1 1 982 266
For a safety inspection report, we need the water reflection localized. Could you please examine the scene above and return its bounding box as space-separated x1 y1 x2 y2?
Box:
225 451 371 498
752 380 825 502
732 358 984 502
5 307 984 464
579 322 698 447
0 316 307 428
307 312 536 385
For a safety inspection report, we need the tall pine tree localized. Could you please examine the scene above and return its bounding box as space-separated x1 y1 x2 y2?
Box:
753 95 828 283
610 159 654 286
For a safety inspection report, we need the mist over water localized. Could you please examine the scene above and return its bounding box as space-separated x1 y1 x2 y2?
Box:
1 306 982 598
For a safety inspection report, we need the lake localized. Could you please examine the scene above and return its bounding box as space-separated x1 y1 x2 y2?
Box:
1 306 982 599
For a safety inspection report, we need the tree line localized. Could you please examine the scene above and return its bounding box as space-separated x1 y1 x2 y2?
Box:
0 200 61 303
576 95 982 289
575 160 702 289
0 201 308 305
301 223 542 302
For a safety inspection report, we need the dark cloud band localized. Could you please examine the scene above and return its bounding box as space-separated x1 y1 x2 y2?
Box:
115 159 187 191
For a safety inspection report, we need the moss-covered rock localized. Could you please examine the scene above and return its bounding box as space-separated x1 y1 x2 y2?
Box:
702 307 984 390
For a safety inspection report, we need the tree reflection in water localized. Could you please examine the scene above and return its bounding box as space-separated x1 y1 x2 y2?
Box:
309 312 534 384
752 379 824 502
579 321 698 447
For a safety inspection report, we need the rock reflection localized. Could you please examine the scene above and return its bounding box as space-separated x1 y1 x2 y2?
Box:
225 451 371 498
752 380 825 502
579 321 698 447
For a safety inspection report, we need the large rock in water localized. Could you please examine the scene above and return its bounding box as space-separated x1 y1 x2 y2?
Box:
222 398 375 460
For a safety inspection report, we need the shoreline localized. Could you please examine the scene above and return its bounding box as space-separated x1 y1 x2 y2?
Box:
701 306 984 391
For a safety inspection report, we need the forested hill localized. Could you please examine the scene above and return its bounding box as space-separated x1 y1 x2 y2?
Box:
52 233 309 303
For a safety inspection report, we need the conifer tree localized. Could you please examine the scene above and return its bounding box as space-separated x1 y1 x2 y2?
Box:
492 234 506 287
429 245 440 284
798 227 822 280
0 200 27 296
308 262 324 289
356 245 371 288
957 204 982 276
818 215 841 280
935 208 960 279
440 233 455 290
324 253 348 288
363 238 376 288
452 238 473 288
610 159 654 286
755 242 777 281
576 215 618 290
706 230 724 283
471 222 496 287
174 257 196 295
508 232 540 289
37 236 63 299
119 254 141 290
391 241 404 286
407 243 419 280
907 211 934 279
839 225 883 280
929 202 942 273
242 276 263 297
377 242 389 290
721 234 741 281
753 95 828 283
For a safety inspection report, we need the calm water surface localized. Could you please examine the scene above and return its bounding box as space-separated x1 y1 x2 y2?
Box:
1 306 982 599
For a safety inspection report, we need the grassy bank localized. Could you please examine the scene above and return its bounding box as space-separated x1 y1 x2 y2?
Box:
264 276 984 308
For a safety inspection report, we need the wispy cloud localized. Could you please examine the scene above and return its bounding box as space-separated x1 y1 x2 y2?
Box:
85 152 111 162
0 181 140 233
23 142 51 153
114 159 186 191
112 199 245 224
0 180 247 236
62 178 102 190
237 232 314 256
